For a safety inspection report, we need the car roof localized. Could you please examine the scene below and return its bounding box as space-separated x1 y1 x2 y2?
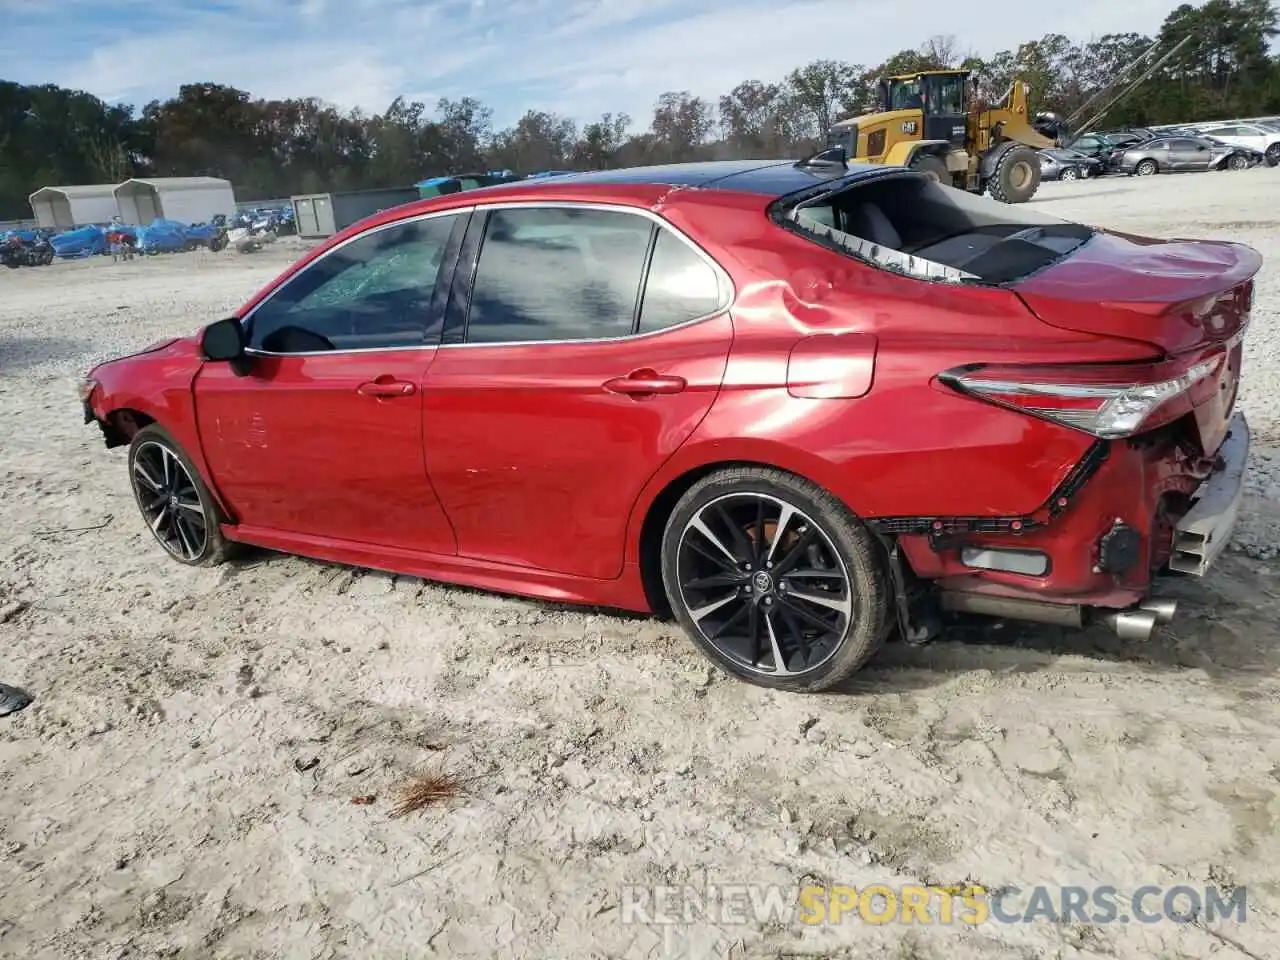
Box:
467 159 878 197
342 159 900 238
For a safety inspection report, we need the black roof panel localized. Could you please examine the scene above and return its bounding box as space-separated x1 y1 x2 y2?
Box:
491 159 892 198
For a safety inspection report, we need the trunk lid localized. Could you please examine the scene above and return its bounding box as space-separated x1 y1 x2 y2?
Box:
1012 231 1260 355
1013 230 1258 454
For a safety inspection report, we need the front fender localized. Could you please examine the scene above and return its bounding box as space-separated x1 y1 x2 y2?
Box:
884 139 951 167
86 339 235 521
979 140 1021 178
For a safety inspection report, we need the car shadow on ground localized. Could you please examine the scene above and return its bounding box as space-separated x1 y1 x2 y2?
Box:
0 334 95 374
217 549 1278 692
848 554 1280 693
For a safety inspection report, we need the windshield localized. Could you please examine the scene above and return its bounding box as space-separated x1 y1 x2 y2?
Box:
887 77 923 111
782 173 1094 285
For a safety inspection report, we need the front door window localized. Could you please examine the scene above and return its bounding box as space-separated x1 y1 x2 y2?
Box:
246 214 461 353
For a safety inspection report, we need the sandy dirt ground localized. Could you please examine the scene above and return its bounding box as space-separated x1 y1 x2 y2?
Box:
3 172 1280 960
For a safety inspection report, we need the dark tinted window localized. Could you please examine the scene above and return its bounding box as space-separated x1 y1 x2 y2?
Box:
1170 139 1201 150
248 214 459 353
637 229 723 334
466 207 653 344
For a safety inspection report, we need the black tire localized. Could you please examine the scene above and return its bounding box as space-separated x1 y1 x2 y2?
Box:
1265 144 1280 167
210 233 228 252
127 424 236 567
908 153 950 184
1135 159 1158 176
986 145 1041 203
660 466 891 693
1058 165 1079 182
1227 152 1249 171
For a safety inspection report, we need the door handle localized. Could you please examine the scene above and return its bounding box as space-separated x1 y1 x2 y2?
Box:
602 370 687 396
357 378 416 398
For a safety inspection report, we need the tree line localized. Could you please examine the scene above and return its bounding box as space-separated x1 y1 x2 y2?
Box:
1 0 1277 220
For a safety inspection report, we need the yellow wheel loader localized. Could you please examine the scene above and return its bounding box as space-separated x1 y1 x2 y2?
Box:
826 70 1068 203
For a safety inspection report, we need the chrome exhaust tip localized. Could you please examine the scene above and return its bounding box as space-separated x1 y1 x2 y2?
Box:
1101 609 1159 642
1138 598 1178 625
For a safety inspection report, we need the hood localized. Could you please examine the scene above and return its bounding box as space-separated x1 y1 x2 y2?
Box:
87 336 190 377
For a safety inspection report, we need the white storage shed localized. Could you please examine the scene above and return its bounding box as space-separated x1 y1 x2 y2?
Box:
28 185 120 229
114 177 236 225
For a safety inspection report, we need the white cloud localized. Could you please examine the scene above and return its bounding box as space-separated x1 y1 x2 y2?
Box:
0 0 1189 129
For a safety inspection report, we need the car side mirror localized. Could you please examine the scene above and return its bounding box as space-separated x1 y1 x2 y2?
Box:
201 317 246 361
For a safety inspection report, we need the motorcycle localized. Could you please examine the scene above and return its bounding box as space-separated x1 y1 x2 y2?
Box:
1 233 55 268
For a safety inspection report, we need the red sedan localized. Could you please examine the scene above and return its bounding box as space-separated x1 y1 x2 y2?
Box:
81 158 1255 692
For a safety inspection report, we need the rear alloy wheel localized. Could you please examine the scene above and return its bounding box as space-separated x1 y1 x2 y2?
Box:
661 467 890 692
1228 153 1249 171
128 425 234 566
1265 143 1280 167
1135 159 1158 176
1058 165 1079 181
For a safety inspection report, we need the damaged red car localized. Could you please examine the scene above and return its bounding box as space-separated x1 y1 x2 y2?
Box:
81 157 1255 692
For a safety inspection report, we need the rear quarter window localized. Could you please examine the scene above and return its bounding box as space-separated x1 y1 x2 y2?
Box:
637 229 724 334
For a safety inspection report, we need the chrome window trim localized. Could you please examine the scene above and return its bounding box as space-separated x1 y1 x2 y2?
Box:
238 199 736 358
239 206 474 358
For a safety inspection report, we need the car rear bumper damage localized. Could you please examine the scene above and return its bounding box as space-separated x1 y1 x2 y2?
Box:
1168 412 1249 575
894 413 1251 641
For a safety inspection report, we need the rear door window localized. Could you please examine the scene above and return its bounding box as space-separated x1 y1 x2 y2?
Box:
465 207 654 344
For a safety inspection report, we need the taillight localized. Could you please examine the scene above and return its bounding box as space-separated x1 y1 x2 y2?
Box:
939 356 1222 439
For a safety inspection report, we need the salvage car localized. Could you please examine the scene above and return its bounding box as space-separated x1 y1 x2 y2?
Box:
81 158 1256 693
1116 136 1252 175
1196 122 1280 166
1037 148 1103 181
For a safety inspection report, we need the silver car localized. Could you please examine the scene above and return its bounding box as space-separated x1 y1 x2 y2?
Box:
1037 148 1103 181
1117 136 1249 175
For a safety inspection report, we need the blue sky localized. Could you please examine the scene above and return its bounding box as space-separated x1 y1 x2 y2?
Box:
1 0 1187 130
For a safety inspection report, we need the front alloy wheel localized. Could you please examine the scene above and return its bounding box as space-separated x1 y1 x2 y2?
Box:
128 425 232 566
661 467 890 692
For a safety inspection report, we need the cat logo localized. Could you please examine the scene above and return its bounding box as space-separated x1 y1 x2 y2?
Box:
901 121 918 135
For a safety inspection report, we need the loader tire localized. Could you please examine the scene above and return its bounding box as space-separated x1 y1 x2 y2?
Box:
987 145 1041 204
908 153 950 184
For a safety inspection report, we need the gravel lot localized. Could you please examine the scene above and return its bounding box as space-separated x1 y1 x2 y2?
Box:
2 171 1280 960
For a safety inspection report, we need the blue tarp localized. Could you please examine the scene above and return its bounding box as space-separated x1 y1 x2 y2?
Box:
1 229 41 244
135 218 189 253
49 225 110 258
45 218 223 258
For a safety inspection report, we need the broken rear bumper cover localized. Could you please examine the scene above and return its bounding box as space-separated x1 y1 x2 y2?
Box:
1169 412 1250 576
